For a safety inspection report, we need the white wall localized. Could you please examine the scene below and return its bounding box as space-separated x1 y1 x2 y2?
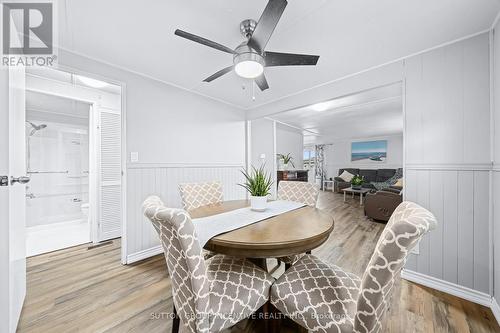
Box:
250 118 276 198
323 135 403 179
56 50 247 262
276 123 304 170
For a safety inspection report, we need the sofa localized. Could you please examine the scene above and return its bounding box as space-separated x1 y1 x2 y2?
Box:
364 188 403 222
333 168 402 193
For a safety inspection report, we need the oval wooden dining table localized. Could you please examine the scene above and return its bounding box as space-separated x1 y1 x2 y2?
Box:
189 200 334 269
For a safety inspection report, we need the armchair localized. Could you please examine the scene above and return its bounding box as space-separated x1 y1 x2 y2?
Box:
364 189 402 222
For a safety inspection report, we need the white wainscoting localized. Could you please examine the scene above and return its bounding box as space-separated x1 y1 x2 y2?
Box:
404 167 491 295
125 164 246 263
401 269 493 307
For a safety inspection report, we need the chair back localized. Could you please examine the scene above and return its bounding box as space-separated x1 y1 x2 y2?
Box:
143 196 210 332
354 201 437 333
179 181 223 211
277 181 319 207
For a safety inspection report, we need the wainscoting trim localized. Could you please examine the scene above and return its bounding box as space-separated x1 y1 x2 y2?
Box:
491 298 500 326
127 163 245 169
401 269 493 307
126 245 163 264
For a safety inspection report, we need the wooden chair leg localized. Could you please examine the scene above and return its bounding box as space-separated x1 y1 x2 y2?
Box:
172 304 180 333
285 262 291 270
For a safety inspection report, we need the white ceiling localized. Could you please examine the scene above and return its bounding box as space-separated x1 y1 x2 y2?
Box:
59 0 500 109
271 83 403 144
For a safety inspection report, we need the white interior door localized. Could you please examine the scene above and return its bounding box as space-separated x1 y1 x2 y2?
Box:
0 66 27 333
96 107 122 242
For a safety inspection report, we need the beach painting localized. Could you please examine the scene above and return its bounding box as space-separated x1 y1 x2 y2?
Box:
351 140 387 162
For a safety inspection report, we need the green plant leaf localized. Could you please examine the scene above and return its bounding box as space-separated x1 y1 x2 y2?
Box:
238 164 274 196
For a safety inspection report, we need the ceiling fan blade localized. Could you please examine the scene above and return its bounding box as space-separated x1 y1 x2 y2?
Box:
255 74 269 91
247 0 288 54
203 66 233 82
264 51 319 67
175 29 235 54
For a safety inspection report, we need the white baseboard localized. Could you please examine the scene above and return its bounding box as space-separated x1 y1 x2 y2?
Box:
401 269 492 308
491 298 500 325
126 245 163 264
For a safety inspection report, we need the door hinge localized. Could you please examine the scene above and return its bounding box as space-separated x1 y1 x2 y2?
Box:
0 176 8 186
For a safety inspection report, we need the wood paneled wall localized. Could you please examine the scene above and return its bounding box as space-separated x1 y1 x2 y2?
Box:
126 165 246 260
405 168 490 294
404 32 492 295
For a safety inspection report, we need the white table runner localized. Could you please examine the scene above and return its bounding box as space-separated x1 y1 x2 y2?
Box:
192 200 306 247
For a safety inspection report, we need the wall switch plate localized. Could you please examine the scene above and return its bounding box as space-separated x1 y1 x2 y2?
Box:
260 153 266 159
130 152 139 162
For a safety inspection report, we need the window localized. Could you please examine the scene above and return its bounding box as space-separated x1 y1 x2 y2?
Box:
303 147 316 170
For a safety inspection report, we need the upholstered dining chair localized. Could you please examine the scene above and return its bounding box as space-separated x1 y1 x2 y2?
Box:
277 180 320 207
179 181 223 211
143 196 273 333
178 181 224 260
270 201 437 333
277 181 320 268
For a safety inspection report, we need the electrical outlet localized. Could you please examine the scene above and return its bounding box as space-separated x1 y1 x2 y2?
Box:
130 152 139 162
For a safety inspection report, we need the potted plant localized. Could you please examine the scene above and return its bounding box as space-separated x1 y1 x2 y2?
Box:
350 174 364 190
239 165 274 211
277 153 295 170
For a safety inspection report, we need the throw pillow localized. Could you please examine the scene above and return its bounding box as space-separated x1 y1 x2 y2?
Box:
339 170 354 182
394 178 404 187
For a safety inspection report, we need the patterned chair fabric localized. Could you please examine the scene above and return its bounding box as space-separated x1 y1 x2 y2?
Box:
179 181 224 211
270 201 437 333
143 196 273 333
277 181 320 207
278 181 320 265
271 255 361 331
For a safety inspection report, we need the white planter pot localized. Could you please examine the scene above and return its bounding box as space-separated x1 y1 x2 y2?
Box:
250 195 268 212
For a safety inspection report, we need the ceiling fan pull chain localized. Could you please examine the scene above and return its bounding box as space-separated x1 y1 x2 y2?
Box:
252 81 256 101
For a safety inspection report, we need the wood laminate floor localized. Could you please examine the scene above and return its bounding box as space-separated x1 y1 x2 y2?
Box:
18 191 500 333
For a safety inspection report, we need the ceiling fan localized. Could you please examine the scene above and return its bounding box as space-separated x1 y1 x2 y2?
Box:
174 0 320 91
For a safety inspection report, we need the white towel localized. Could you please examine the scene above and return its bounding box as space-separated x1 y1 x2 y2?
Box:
192 200 305 247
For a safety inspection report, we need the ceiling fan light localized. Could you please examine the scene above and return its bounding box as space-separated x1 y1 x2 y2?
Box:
235 60 264 79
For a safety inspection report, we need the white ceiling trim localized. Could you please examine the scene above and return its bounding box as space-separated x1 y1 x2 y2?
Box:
58 46 247 111
248 28 492 111
309 133 404 145
265 117 320 136
491 9 500 29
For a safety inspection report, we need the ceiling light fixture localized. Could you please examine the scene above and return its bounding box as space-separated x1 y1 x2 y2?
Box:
77 75 109 89
233 47 265 79
234 61 264 79
311 101 330 112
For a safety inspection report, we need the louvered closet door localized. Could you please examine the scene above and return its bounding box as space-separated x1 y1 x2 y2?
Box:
97 108 122 242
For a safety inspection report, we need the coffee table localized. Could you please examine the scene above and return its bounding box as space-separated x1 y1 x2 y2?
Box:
342 187 371 205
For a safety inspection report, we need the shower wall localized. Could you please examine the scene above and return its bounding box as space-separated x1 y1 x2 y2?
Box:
26 119 89 227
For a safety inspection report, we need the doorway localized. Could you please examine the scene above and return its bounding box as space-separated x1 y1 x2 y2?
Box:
25 92 92 256
25 67 124 256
